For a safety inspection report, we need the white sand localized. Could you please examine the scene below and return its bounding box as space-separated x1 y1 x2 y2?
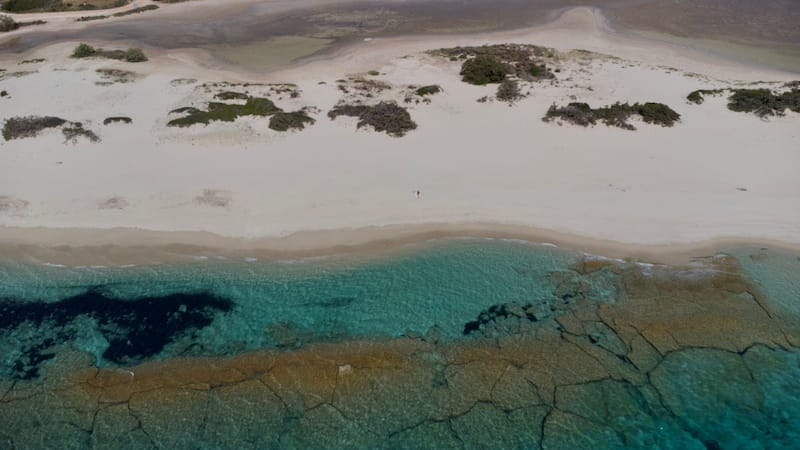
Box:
0 7 799 255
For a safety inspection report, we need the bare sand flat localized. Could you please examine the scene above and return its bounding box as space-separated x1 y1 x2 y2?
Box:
0 7 798 261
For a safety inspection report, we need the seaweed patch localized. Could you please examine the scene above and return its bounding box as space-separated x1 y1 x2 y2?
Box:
0 288 234 379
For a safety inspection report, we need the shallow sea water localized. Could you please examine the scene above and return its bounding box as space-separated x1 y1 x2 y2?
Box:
0 239 798 449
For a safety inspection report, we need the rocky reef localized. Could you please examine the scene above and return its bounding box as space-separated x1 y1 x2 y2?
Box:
0 251 798 449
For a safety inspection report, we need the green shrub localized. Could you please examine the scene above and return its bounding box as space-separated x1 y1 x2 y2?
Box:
2 116 66 140
103 116 132 125
123 48 147 63
367 70 380 76
214 91 249 101
415 85 441 96
2 0 55 13
726 88 800 117
687 89 724 104
71 43 97 58
460 55 508 85
112 4 158 17
62 122 100 143
0 14 17 32
167 96 282 127
268 111 315 132
496 79 522 102
70 43 147 62
635 102 681 126
329 101 417 137
543 103 595 126
544 101 680 130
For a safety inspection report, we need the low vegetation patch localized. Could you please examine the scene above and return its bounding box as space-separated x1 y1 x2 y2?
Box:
103 116 132 125
328 101 416 137
167 96 281 127
2 0 127 13
76 15 109 22
460 55 508 85
433 44 557 85
62 122 100 143
18 58 45 65
543 102 681 130
71 43 148 63
3 115 100 142
3 116 66 140
214 91 249 101
0 14 16 32
496 79 523 102
686 89 725 104
112 4 157 16
96 68 136 84
415 85 441 96
727 88 800 117
268 111 315 132
687 86 800 117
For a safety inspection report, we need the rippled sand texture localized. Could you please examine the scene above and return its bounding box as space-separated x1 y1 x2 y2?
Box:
1 249 798 449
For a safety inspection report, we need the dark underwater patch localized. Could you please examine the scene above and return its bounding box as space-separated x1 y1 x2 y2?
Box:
0 288 234 380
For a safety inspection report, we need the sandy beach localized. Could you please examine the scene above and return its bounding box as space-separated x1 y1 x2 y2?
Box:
1 6 799 261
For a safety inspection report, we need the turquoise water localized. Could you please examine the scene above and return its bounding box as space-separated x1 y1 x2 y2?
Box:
0 239 798 449
0 239 594 372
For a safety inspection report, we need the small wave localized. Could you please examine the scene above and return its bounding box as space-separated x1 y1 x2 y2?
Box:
40 262 66 268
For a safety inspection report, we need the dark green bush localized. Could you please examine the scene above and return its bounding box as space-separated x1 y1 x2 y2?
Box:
3 116 66 140
123 48 147 63
0 14 17 32
62 123 100 143
269 111 315 132
726 88 800 117
544 102 680 130
329 101 416 137
167 97 282 127
635 102 681 126
71 43 147 62
687 89 725 104
103 116 132 125
496 79 522 102
71 43 97 58
415 85 441 96
214 91 249 101
2 0 55 13
112 4 158 17
460 55 508 85
18 58 45 65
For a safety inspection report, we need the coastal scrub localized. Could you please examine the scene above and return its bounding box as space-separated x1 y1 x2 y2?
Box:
460 55 508 85
328 101 417 137
167 97 282 127
71 43 148 63
543 102 681 130
268 111 315 132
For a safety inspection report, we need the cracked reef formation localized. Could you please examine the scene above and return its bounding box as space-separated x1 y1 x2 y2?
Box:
1 249 800 449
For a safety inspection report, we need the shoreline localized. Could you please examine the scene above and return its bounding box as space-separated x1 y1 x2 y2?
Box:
1 223 797 267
